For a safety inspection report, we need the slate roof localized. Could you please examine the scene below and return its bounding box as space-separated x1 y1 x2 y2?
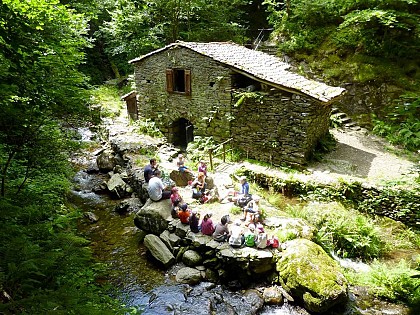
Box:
129 41 345 103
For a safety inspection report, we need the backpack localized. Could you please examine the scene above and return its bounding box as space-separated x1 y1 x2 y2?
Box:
244 233 255 247
235 194 253 208
256 233 268 249
268 236 279 248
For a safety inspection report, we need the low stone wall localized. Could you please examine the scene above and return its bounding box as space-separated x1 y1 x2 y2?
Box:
135 205 348 313
241 168 420 227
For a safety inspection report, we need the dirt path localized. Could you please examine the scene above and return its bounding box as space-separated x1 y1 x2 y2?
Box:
308 128 418 184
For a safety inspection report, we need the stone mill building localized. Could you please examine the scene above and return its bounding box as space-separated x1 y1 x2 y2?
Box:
129 41 345 166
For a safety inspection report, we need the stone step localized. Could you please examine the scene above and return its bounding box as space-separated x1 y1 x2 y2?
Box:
340 117 352 124
331 112 347 119
331 107 340 114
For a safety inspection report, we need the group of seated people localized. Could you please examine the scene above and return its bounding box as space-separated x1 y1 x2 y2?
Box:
170 186 276 249
144 155 276 249
169 186 212 234
144 155 209 203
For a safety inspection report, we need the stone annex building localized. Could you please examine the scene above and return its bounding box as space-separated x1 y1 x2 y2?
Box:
129 41 345 166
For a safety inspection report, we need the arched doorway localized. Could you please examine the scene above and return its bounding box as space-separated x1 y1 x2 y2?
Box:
171 118 194 148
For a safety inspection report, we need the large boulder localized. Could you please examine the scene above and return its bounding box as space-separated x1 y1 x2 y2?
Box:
170 170 195 187
134 198 171 234
275 238 348 313
114 197 143 213
107 173 132 199
204 176 215 189
96 149 116 172
242 290 264 314
143 234 175 268
175 267 202 284
182 250 203 267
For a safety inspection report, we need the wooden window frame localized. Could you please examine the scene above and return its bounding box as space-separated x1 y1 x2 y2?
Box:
166 68 191 96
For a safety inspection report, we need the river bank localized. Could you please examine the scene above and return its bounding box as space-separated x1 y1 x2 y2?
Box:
69 114 419 314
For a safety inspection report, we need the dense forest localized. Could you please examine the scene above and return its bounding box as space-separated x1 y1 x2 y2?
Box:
0 0 419 313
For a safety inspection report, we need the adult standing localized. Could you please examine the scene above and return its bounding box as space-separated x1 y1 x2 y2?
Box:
147 169 171 201
144 158 158 183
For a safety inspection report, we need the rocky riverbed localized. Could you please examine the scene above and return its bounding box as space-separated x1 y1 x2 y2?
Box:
70 116 417 314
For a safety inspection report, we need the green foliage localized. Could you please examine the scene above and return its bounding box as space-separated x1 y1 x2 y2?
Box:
133 118 164 138
0 0 91 197
0 1 126 312
284 202 387 260
97 0 249 75
265 0 420 89
347 260 420 305
187 136 217 163
90 85 125 119
311 132 337 162
372 94 420 151
233 91 264 107
0 173 126 313
230 206 243 215
276 229 298 243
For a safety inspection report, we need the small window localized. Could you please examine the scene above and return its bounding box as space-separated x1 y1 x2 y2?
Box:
166 69 191 95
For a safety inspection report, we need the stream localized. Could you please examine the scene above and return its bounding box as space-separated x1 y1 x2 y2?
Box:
68 167 414 315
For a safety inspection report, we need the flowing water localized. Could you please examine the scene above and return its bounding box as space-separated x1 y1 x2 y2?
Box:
69 167 413 315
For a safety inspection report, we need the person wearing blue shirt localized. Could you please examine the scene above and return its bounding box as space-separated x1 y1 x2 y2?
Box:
239 176 250 195
144 158 158 183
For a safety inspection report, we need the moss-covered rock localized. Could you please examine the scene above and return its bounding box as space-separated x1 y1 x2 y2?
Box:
134 198 171 235
275 238 348 313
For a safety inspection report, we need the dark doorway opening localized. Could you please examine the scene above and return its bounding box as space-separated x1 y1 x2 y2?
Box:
172 118 194 148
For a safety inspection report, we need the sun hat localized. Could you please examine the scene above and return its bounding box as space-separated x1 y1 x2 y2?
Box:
192 209 198 214
234 219 241 226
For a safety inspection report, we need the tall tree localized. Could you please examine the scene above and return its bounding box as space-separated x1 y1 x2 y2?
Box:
98 0 250 75
0 0 90 197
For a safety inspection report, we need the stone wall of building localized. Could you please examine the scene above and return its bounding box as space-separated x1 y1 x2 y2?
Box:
132 47 233 142
231 92 331 166
133 47 331 166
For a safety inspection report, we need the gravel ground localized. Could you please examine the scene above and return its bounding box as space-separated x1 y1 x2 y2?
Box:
308 128 418 184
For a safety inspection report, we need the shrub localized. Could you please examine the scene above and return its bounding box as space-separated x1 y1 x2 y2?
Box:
133 118 164 138
372 94 420 152
284 202 387 260
347 260 420 305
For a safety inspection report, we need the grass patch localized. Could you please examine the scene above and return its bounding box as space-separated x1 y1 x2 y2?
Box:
90 85 124 119
345 260 420 305
132 118 164 138
282 202 388 260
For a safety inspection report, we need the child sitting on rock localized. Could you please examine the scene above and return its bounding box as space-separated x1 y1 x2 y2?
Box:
176 153 192 173
229 219 245 248
244 224 257 247
243 195 260 223
189 209 200 233
177 203 191 224
200 213 215 236
212 215 230 242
